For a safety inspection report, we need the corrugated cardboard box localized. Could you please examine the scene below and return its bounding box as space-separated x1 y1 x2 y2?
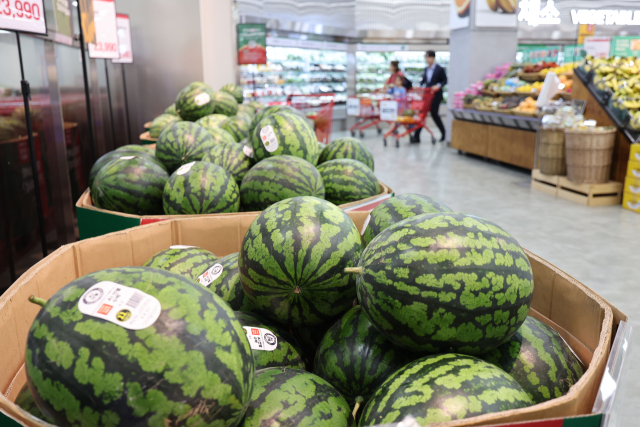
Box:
0 213 627 427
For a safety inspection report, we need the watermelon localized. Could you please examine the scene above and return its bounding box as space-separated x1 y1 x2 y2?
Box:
246 100 264 112
221 83 244 104
196 113 229 131
149 113 180 138
88 150 166 189
239 196 363 327
143 246 218 283
202 141 253 185
212 91 239 116
92 156 168 215
314 306 414 406
239 155 324 212
291 320 337 371
250 105 305 132
25 267 254 427
205 252 252 311
319 137 375 171
354 212 534 355
360 354 532 426
251 112 319 164
15 383 51 423
240 368 353 427
115 144 154 155
362 194 452 247
235 311 305 370
237 104 255 119
156 121 217 172
175 81 215 121
316 159 380 205
221 115 251 142
483 316 584 404
164 103 177 116
163 161 240 214
205 127 237 145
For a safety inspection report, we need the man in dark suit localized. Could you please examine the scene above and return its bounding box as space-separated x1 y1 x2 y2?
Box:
412 50 447 143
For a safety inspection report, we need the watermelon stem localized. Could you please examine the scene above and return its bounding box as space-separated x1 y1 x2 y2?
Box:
29 295 47 307
352 396 364 419
344 267 363 275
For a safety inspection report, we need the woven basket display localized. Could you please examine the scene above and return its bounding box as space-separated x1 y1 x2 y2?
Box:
564 129 616 184
538 129 566 176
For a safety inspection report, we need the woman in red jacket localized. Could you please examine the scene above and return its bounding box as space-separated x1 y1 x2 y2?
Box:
384 61 404 88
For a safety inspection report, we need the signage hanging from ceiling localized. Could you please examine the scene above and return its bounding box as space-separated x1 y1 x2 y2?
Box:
518 0 560 26
237 23 267 65
519 0 640 26
112 13 133 63
0 0 47 35
88 0 119 59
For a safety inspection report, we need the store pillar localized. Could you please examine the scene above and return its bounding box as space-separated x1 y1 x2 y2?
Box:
200 0 237 90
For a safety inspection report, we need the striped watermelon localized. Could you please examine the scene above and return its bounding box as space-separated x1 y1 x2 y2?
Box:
251 112 319 164
92 156 168 215
88 150 166 189
221 83 244 104
221 115 251 142
235 311 305 370
237 105 255 119
143 246 218 283
360 354 532 426
163 161 240 214
291 320 337 371
483 316 584 404
175 81 215 121
319 137 374 171
362 194 452 247
212 91 239 116
196 113 228 130
246 101 264 112
205 127 237 145
239 155 324 212
164 103 177 116
240 368 353 427
26 267 254 427
314 306 414 406
156 121 217 172
239 196 363 327
202 141 253 185
354 212 534 355
115 144 154 155
250 105 306 132
15 383 51 423
206 252 252 311
316 159 379 205
149 113 180 138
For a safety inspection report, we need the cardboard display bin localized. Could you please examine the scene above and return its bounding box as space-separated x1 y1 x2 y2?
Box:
75 182 393 240
0 212 631 427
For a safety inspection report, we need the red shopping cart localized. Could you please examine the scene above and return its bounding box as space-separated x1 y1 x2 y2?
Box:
287 94 335 145
381 87 437 147
347 91 391 138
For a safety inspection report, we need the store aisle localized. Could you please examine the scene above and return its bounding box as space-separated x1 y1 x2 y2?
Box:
338 129 640 421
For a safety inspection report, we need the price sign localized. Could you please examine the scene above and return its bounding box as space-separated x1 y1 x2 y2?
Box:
347 98 361 116
380 100 398 121
88 0 119 59
112 13 133 63
0 0 47 35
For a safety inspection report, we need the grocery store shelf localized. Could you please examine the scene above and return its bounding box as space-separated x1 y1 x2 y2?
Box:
451 108 539 132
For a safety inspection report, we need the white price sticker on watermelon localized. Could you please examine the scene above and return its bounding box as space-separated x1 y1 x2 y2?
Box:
242 326 278 351
119 156 136 160
243 145 254 158
77 282 161 330
259 125 279 152
196 264 223 287
169 245 197 250
176 161 196 175
194 93 211 106
361 214 371 235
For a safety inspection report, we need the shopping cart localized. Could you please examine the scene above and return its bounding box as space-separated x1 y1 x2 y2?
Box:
347 92 390 138
381 87 437 147
287 94 335 145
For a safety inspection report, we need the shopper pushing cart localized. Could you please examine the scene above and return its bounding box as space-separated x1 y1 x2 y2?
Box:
381 87 437 147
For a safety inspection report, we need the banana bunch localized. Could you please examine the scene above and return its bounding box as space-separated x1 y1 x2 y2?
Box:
540 63 576 76
629 111 640 130
486 0 516 13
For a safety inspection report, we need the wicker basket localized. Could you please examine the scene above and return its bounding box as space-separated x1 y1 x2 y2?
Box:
564 129 616 184
538 129 566 176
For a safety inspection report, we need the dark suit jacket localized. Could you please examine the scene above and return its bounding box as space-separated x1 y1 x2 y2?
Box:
420 64 447 103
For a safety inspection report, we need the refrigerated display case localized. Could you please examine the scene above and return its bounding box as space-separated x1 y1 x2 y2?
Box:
240 46 348 105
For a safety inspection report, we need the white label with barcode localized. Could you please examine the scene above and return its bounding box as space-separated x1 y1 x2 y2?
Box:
194 93 211 106
196 264 223 287
243 145 254 158
242 326 278 351
361 214 371 235
176 161 196 175
77 282 161 330
259 125 279 152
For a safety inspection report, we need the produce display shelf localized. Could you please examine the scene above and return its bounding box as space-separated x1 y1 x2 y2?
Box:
451 108 539 132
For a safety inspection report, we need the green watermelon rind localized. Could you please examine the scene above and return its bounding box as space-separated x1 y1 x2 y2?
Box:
155 121 217 172
175 82 216 122
149 114 180 138
318 137 375 171
316 158 380 205
142 247 219 282
250 112 319 165
202 142 253 186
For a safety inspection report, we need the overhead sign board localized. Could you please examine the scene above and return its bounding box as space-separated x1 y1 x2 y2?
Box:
88 0 119 59
112 13 132 63
237 23 267 64
0 0 47 35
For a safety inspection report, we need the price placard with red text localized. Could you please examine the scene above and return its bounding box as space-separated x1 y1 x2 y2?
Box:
0 0 46 35
112 13 132 63
88 0 119 59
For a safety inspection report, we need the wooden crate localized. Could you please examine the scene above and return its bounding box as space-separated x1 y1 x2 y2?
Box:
531 169 559 196
557 177 623 207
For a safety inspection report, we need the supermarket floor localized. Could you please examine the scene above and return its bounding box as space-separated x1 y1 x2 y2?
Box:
337 124 640 422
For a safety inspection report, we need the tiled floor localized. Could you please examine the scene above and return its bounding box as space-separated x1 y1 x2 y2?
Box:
337 126 639 422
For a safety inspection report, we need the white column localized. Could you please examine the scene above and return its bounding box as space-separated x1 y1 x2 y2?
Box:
200 0 237 90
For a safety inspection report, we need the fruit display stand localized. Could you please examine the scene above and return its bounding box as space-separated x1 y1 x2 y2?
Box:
138 131 157 145
0 213 631 427
75 181 393 240
622 144 640 213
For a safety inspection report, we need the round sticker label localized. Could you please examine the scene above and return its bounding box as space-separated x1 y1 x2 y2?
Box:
194 93 211 106
196 264 223 287
259 125 279 152
176 161 196 175
169 245 197 250
242 326 278 351
361 214 371 235
120 156 136 160
243 145 254 158
78 282 161 330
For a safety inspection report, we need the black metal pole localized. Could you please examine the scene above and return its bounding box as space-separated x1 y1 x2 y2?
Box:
104 61 117 147
77 2 97 162
15 32 47 258
121 64 132 145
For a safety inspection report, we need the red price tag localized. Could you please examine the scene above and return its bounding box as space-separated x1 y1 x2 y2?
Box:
0 0 45 34
88 0 119 59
